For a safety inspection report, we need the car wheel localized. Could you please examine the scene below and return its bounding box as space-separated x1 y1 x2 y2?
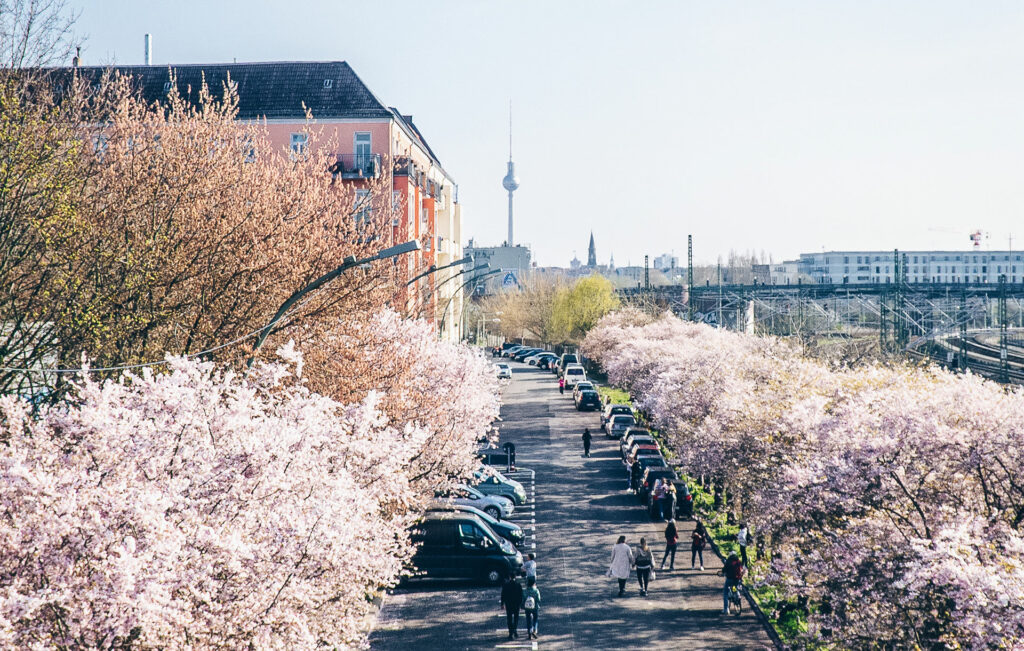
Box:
482 565 505 585
485 505 501 519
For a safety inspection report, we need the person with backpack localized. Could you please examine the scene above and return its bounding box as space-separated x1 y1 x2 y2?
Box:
523 576 541 639
633 537 654 596
691 523 706 570
582 427 592 457
499 574 524 640
660 519 678 570
721 552 745 615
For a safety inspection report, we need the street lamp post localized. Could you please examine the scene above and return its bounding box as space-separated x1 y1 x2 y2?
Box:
417 262 490 322
406 255 473 287
439 269 502 336
247 240 421 367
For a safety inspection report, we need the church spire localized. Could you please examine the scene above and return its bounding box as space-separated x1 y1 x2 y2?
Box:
587 232 597 267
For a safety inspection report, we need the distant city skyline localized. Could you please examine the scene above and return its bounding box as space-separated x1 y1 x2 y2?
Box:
70 1 1024 266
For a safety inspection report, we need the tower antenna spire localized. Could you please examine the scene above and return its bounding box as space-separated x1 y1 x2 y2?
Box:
502 99 520 247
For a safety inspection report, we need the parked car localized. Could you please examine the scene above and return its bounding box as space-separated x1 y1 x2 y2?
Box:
563 364 586 389
572 381 596 399
626 441 661 462
537 355 556 370
502 345 525 358
495 363 512 379
513 348 543 362
557 353 580 377
607 414 637 439
425 501 525 547
530 353 558 367
472 467 528 505
638 467 680 501
643 479 688 520
621 432 657 459
409 512 524 584
443 484 514 519
575 389 602 411
601 404 634 429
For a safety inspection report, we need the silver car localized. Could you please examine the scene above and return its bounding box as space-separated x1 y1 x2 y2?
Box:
446 484 514 519
608 414 637 439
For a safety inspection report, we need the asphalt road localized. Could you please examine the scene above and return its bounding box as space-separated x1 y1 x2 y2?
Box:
370 361 775 651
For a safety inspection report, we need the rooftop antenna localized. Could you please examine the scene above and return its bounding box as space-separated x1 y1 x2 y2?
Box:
508 99 513 161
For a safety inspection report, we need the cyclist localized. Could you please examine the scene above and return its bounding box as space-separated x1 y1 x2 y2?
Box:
721 552 744 614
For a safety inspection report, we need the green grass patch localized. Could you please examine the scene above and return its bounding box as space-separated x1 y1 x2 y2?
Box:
596 386 631 405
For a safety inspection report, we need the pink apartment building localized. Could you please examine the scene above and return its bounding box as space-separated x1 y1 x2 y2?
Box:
71 61 465 340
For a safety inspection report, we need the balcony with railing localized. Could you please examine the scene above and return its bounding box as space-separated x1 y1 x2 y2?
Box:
330 153 382 180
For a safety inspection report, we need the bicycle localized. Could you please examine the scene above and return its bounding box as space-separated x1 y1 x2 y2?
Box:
717 570 743 616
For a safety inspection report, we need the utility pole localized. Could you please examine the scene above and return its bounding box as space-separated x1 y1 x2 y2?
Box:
999 274 1009 382
879 289 889 355
717 261 723 329
959 284 968 372
687 234 694 321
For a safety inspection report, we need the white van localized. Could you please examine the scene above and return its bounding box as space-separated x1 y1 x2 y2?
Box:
563 364 586 389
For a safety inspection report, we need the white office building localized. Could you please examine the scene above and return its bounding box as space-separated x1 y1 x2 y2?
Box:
781 250 1024 285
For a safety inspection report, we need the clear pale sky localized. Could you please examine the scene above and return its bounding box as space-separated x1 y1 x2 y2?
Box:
71 1 1024 266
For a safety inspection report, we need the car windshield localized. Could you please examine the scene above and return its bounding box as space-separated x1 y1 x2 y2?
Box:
459 485 484 498
497 364 509 369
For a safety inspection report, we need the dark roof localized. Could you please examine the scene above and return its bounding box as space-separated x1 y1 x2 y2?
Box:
61 61 393 120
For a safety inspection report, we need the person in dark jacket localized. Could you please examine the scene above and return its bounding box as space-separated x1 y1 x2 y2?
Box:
582 428 593 457
660 519 678 570
691 522 707 570
499 575 524 639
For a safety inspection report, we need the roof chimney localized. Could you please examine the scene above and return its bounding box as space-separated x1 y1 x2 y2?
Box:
144 34 152 65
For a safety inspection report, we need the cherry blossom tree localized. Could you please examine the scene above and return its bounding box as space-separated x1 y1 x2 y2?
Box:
583 311 1024 649
1 310 500 648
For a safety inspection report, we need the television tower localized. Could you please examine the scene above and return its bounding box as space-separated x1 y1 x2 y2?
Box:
502 102 520 246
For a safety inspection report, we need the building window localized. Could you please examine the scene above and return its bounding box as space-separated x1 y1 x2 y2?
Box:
290 132 307 156
323 79 333 89
354 132 371 169
354 190 371 223
844 256 849 264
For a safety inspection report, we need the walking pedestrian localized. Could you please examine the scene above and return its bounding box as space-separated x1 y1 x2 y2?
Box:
660 519 678 570
523 553 536 580
606 535 634 597
523 576 541 639
582 427 592 457
691 522 706 571
629 460 642 495
499 574 523 639
558 376 565 394
737 522 750 566
633 537 654 596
